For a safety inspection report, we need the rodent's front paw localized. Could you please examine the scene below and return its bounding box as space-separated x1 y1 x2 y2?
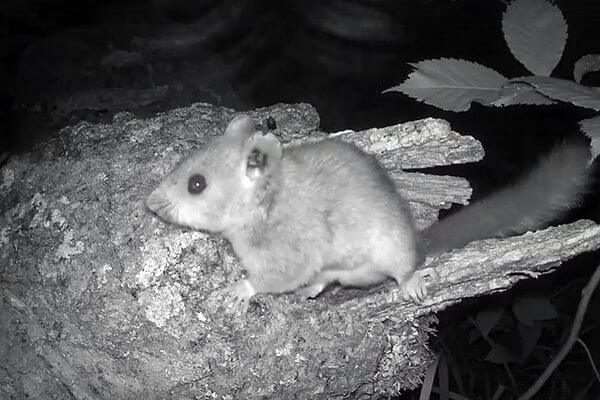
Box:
223 279 256 316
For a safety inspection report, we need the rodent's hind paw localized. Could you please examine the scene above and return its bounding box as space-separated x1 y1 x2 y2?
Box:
223 279 256 316
399 268 439 304
400 273 428 304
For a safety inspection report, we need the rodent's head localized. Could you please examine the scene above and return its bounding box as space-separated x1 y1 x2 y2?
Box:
146 114 283 233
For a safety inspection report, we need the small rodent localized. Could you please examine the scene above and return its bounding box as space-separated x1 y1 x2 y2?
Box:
146 115 590 314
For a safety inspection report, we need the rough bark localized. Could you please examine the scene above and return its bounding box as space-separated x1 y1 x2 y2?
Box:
1 102 598 399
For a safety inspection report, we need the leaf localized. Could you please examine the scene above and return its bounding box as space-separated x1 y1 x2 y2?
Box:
473 306 504 338
492 81 555 106
580 116 600 161
467 327 481 345
574 54 600 84
384 58 507 112
518 321 542 362
516 76 600 111
512 295 557 326
485 342 520 364
502 0 567 76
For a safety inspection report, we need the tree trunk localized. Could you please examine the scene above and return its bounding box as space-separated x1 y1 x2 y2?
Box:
1 102 599 399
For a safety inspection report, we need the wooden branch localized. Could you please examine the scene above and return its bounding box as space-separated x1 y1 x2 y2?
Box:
1 102 598 400
393 171 473 229
338 219 600 321
334 118 484 169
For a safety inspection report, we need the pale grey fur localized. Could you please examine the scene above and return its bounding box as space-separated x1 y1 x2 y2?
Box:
238 139 417 294
421 141 590 256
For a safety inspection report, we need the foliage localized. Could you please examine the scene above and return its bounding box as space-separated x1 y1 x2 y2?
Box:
385 0 600 159
385 0 600 398
427 286 600 400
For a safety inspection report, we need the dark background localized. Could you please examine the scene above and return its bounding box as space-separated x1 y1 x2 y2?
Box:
1 0 600 398
2 0 600 192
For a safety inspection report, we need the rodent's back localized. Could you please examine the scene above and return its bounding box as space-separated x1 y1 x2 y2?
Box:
277 139 416 263
281 139 405 206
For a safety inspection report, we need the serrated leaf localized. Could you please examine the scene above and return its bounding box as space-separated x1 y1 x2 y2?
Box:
474 306 504 337
493 81 555 106
502 0 567 76
574 54 600 84
384 58 507 112
517 76 600 110
580 116 600 161
512 295 557 326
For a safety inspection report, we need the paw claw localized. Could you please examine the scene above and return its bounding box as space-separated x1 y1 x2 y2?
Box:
400 272 430 304
223 279 256 316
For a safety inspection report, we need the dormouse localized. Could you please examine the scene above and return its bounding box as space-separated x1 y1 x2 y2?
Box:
146 115 590 314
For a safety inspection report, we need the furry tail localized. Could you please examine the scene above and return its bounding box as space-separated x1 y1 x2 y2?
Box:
421 141 591 256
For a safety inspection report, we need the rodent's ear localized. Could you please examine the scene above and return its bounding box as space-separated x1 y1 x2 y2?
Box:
244 133 282 181
225 114 256 139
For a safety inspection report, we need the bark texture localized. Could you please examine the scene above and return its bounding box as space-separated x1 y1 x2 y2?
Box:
1 102 598 399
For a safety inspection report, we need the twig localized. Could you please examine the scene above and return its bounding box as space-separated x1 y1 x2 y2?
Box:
574 378 595 400
517 264 600 400
503 363 517 390
419 355 439 400
576 338 600 384
490 385 506 400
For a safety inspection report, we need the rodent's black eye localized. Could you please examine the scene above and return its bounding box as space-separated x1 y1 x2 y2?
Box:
188 174 207 195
